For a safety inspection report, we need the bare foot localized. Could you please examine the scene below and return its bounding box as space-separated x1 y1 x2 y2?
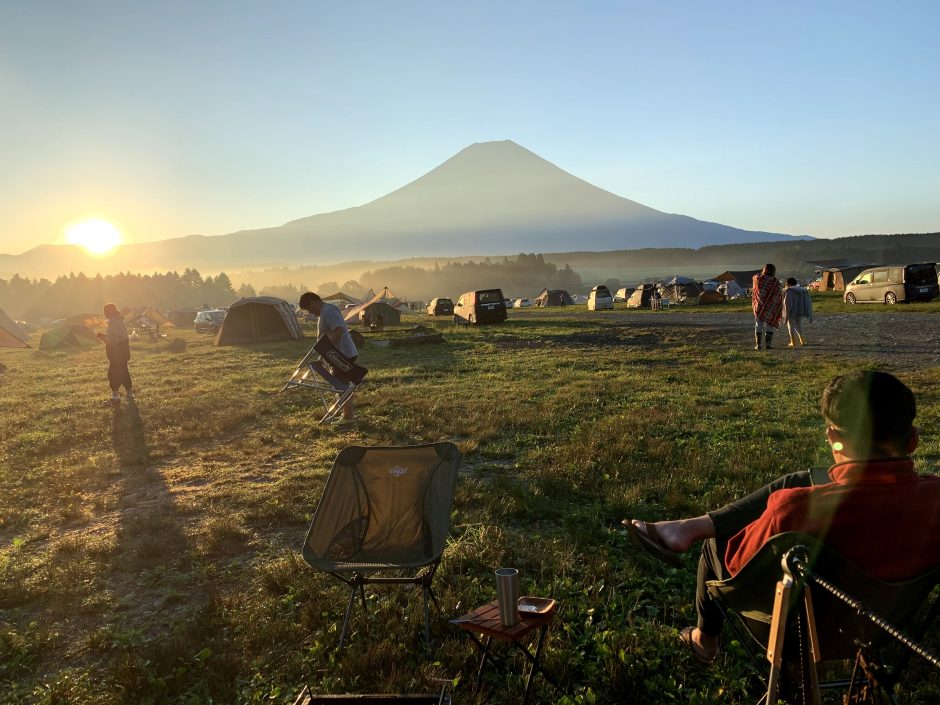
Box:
680 626 720 662
630 516 715 553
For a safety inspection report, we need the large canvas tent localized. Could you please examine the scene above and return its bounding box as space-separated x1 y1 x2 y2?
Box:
320 291 362 306
214 297 303 345
813 265 873 292
39 325 98 351
713 270 761 291
343 287 413 324
658 276 702 303
534 288 574 307
626 285 657 308
697 290 727 305
0 324 29 348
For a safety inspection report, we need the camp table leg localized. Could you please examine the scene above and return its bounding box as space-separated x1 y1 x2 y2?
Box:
473 635 493 693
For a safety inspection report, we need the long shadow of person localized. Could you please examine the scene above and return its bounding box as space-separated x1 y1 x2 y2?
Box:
111 400 148 469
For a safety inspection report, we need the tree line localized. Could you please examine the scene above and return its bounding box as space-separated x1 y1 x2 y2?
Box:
2 254 584 321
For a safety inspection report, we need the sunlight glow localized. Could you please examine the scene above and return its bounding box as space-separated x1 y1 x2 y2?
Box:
64 218 123 256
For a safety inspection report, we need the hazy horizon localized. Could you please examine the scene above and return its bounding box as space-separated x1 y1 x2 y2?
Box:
3 1 940 256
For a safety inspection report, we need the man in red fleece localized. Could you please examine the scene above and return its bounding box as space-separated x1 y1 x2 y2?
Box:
626 370 940 661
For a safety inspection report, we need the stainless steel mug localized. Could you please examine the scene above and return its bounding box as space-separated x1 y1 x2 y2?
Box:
495 568 520 626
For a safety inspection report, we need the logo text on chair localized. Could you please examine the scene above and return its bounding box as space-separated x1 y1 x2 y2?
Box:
389 466 408 477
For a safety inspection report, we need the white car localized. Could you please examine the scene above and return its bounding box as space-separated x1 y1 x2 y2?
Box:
513 298 533 308
588 285 614 311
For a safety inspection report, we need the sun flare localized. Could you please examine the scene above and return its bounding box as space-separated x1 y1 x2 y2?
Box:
65 218 123 256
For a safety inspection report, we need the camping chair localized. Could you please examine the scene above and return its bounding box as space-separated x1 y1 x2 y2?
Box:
280 336 368 424
301 443 460 648
706 532 940 705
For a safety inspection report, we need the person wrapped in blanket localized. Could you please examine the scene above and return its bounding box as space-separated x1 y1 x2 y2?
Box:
624 370 940 662
782 277 814 348
96 303 134 405
752 263 783 350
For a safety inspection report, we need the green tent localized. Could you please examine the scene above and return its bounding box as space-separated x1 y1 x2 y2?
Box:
38 325 99 351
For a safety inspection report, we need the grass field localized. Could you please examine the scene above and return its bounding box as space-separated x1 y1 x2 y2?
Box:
1 305 938 704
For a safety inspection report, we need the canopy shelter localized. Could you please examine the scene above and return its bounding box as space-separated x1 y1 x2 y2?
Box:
38 324 98 351
534 288 574 307
129 307 173 329
713 270 761 291
343 287 414 324
215 296 303 345
321 291 362 306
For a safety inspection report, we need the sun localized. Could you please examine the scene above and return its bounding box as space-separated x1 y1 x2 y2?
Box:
64 218 123 256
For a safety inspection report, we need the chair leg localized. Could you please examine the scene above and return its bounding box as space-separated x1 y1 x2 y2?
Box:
423 585 431 646
339 584 358 649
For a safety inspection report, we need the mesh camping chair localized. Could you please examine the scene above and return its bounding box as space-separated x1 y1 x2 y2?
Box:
281 336 368 424
706 532 940 705
302 443 460 648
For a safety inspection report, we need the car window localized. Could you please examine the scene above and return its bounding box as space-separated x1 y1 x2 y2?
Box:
854 275 870 285
905 263 938 285
872 270 888 283
478 291 502 304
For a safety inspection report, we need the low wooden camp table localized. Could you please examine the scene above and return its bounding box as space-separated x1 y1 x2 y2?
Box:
451 600 559 705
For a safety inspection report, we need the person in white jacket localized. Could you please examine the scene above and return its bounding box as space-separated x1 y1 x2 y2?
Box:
781 278 813 347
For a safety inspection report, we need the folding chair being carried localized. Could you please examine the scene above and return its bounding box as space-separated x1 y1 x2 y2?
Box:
707 532 940 705
301 443 460 648
281 336 367 424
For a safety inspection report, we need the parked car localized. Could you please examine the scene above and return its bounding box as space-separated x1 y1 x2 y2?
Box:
426 297 454 316
588 285 614 311
453 289 507 325
194 309 226 333
843 263 938 305
513 298 533 308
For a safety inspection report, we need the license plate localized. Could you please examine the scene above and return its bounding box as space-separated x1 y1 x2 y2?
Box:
920 287 929 293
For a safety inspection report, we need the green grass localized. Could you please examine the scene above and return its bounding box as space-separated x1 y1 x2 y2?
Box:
1 315 938 704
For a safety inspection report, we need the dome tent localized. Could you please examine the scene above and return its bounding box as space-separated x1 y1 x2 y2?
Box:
214 297 303 346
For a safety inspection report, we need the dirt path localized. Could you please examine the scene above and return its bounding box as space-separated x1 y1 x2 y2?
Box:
600 311 940 369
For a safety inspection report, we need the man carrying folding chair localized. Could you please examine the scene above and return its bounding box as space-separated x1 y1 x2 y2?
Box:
299 292 358 425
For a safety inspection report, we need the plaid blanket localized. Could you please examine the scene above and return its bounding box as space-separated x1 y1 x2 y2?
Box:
752 274 783 326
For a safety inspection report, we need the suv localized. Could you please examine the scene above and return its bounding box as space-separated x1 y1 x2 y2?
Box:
453 289 507 325
844 263 938 305
427 297 454 316
588 285 614 311
194 309 226 333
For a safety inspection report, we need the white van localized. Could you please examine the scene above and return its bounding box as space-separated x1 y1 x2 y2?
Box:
588 285 614 311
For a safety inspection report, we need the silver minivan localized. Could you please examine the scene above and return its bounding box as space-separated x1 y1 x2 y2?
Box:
844 263 938 304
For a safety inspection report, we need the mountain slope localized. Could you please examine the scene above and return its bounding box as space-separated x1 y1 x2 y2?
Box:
1 140 806 277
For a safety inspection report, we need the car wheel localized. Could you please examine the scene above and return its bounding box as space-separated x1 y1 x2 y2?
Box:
453 315 459 325
885 292 897 305
468 315 474 326
845 292 856 305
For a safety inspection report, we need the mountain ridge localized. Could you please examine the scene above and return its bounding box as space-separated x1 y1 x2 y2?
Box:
1 140 810 277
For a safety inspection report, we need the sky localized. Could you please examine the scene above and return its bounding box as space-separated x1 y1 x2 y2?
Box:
2 0 939 256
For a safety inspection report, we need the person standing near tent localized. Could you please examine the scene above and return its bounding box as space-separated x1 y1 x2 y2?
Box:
782 277 813 348
96 303 133 405
298 292 358 423
751 264 782 350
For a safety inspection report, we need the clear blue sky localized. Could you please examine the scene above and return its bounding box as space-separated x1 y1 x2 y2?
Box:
2 0 939 255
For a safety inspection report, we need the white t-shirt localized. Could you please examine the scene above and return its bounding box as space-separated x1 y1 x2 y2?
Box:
317 303 357 359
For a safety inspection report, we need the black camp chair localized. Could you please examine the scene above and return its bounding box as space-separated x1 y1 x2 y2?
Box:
281 336 368 424
301 443 460 648
706 532 940 705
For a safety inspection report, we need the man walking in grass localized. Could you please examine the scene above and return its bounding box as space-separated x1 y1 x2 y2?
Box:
782 277 813 347
298 292 358 425
96 303 134 406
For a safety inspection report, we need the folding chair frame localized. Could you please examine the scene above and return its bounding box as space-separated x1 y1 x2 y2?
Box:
332 560 442 649
712 543 940 705
280 343 365 424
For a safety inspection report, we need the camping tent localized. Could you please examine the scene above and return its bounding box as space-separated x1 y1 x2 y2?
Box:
130 307 173 329
343 287 414 324
214 297 303 345
0 323 29 348
697 290 727 305
571 294 589 305
718 280 746 298
813 265 873 292
713 270 761 292
320 291 362 306
614 287 635 302
626 285 657 308
38 325 99 351
658 277 702 303
534 288 574 307
0 309 28 340
64 313 105 329
168 309 199 327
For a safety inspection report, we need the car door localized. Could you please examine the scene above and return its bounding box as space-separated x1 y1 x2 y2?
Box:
853 273 871 301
